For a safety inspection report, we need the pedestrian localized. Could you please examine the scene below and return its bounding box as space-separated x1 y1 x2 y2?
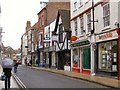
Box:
1 55 14 90
13 59 18 73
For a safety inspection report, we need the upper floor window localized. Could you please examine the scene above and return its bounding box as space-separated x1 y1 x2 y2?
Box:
74 1 77 10
80 16 84 34
74 19 78 36
87 12 91 33
41 15 44 26
59 24 63 43
103 2 110 27
39 17 41 27
79 0 83 6
39 33 43 45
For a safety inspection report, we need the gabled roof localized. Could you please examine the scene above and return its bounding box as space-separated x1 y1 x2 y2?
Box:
31 22 39 30
53 9 70 34
3 46 15 54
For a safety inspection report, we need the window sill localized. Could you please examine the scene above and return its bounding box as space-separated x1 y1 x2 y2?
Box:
101 26 111 32
73 9 77 12
78 5 83 9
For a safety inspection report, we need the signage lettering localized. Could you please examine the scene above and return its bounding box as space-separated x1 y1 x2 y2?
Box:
99 32 112 40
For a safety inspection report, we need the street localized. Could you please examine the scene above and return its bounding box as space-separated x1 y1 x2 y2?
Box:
14 65 111 89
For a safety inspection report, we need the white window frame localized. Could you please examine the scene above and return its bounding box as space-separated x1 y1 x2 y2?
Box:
74 1 77 11
74 19 78 36
79 0 83 6
87 12 91 33
80 16 84 34
103 2 110 27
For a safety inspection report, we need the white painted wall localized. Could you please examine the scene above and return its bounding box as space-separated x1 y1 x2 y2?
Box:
71 0 120 37
44 20 56 46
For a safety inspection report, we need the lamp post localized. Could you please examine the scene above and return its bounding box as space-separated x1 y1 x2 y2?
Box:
115 23 120 80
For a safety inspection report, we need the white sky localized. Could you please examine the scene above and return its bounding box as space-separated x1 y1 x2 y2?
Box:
0 0 48 50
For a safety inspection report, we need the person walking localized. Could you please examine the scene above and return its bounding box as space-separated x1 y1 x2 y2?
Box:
1 55 14 90
13 60 18 73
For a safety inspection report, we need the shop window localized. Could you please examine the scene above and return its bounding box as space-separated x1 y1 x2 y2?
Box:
73 48 80 68
98 41 118 71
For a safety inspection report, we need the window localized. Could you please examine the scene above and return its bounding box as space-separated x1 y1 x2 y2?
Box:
41 15 44 26
59 24 63 43
74 19 78 36
103 3 110 27
80 16 84 34
74 1 77 10
39 17 41 27
87 12 91 33
73 48 80 68
79 0 83 6
39 33 43 46
98 41 117 71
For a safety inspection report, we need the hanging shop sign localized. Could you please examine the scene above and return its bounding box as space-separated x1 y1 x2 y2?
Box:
70 36 77 41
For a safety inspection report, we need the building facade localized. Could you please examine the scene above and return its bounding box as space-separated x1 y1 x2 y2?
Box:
52 9 71 70
70 0 119 77
37 1 70 67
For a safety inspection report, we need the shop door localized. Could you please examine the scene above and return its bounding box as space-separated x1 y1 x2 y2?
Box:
82 47 91 69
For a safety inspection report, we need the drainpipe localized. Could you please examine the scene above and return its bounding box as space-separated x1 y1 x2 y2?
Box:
90 0 96 76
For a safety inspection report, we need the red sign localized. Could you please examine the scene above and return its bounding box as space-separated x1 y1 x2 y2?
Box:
70 36 77 41
116 28 120 35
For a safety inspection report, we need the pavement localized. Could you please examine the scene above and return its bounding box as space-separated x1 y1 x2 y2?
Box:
0 64 120 89
31 66 120 89
0 65 19 90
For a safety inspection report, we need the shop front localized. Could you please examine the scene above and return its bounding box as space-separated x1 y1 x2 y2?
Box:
57 50 71 70
71 40 91 74
96 31 118 76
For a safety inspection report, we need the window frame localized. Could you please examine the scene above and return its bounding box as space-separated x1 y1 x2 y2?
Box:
74 19 78 36
80 16 84 34
74 1 77 11
103 2 110 27
58 24 63 43
87 12 91 33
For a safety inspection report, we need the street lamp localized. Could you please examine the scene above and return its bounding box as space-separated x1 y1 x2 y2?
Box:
115 23 120 80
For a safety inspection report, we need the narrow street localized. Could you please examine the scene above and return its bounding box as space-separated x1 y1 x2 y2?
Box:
14 65 111 88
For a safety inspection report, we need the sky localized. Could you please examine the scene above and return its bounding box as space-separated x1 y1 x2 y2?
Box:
0 0 48 50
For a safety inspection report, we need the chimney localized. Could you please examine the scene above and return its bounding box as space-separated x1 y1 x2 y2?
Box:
26 21 31 31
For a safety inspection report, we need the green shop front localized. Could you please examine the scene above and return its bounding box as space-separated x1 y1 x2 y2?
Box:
70 40 91 74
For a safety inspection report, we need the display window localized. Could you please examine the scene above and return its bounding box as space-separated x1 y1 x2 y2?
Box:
98 41 118 71
73 48 80 68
